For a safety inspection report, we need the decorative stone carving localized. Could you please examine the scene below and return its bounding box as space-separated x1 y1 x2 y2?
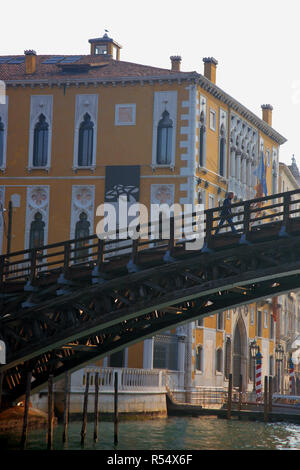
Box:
150 184 175 206
25 186 50 249
70 185 95 240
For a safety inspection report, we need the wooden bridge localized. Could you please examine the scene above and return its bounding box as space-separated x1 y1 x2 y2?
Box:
1 189 300 403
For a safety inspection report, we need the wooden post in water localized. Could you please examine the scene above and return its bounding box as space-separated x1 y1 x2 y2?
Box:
21 370 32 450
94 371 99 442
62 371 70 444
238 374 243 419
0 371 3 411
114 371 119 445
268 376 273 414
264 376 268 423
81 371 90 446
227 374 232 419
47 374 54 450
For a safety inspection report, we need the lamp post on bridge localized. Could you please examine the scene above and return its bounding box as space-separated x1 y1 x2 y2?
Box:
250 339 259 392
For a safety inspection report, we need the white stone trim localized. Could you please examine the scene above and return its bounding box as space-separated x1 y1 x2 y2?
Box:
115 103 136 126
151 91 177 170
28 95 53 172
73 94 98 171
24 185 50 250
70 185 95 240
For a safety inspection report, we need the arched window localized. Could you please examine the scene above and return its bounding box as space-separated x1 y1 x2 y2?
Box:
75 212 90 262
78 113 94 167
225 337 231 380
156 110 173 165
195 345 203 372
219 125 226 177
0 117 4 167
29 212 45 249
216 348 223 373
33 114 49 167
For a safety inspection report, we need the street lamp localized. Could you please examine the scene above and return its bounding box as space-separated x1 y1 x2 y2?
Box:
250 339 259 391
275 343 284 394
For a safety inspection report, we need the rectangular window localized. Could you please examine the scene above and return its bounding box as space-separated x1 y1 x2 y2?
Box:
115 104 136 126
264 310 268 329
217 312 224 330
197 317 204 327
250 306 255 325
270 314 274 339
209 109 216 131
256 310 262 337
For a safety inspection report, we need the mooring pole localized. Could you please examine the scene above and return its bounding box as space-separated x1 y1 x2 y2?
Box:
47 375 54 450
94 371 99 442
227 373 232 419
0 371 3 411
268 376 273 414
114 371 119 445
264 376 268 423
81 371 90 446
62 371 70 444
21 370 32 450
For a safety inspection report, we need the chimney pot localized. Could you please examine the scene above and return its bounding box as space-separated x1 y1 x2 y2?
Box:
24 50 37 74
203 57 218 84
170 55 182 72
261 104 273 126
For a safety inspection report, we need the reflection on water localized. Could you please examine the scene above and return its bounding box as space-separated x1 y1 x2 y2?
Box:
3 416 300 450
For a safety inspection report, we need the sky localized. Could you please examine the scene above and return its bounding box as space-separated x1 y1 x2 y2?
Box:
1 0 299 166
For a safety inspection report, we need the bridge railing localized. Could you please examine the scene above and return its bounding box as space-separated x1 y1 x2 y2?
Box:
1 189 300 284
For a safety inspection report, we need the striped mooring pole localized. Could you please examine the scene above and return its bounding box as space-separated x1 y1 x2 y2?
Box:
255 348 262 403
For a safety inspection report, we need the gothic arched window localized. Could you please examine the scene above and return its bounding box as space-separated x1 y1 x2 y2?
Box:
75 212 90 261
156 110 173 165
78 113 94 167
216 348 223 373
29 212 45 249
33 114 49 167
0 117 4 167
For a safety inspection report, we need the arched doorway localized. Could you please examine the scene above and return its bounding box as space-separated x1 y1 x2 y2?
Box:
232 316 247 389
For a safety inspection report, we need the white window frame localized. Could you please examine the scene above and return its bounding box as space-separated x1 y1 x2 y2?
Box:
264 310 268 329
209 109 216 131
28 95 53 172
115 104 136 126
152 91 177 170
73 94 98 171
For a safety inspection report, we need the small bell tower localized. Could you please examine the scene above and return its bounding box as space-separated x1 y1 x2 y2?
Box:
88 31 122 60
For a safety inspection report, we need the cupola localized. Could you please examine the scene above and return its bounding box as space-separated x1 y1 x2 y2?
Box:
88 32 122 60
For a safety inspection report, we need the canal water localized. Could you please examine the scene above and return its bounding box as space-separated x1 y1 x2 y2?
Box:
3 416 300 451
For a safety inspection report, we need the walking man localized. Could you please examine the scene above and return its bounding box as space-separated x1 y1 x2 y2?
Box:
214 192 237 235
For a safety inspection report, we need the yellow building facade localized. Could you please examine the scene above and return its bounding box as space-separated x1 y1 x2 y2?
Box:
0 34 288 397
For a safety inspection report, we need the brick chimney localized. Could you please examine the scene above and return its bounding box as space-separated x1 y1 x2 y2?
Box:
261 104 273 126
24 50 37 74
170 55 182 72
203 57 218 84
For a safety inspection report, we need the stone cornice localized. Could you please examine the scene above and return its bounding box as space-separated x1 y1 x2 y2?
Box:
4 70 287 145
